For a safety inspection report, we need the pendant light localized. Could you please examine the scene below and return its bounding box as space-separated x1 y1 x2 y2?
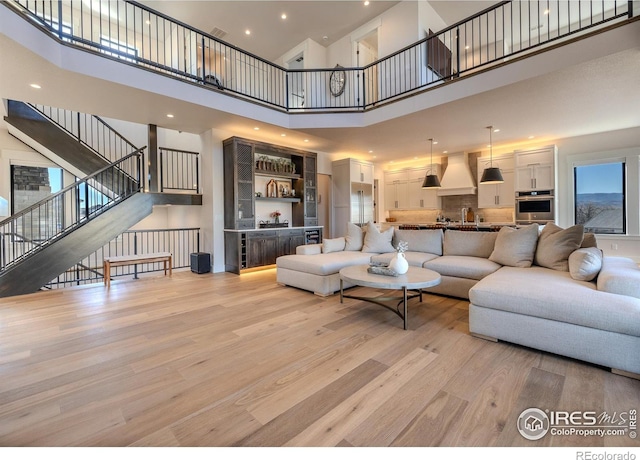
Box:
422 138 441 188
480 125 504 184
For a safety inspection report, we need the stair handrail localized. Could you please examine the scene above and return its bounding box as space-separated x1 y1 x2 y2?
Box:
0 148 145 272
26 102 139 165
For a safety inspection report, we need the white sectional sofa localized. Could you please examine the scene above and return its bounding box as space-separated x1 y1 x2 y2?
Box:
275 221 640 376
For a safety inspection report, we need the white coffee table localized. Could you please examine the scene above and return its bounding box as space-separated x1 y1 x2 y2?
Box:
339 264 441 330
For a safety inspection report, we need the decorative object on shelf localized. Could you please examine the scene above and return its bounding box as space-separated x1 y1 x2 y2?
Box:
267 179 277 197
255 192 262 197
329 64 346 97
388 241 409 275
480 125 504 184
277 180 291 197
271 210 281 224
466 207 475 223
422 138 441 188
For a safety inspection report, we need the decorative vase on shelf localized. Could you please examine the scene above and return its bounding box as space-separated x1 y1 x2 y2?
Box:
389 252 409 275
275 216 280 224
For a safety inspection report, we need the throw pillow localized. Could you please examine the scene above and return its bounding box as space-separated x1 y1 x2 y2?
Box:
581 232 598 248
534 223 584 271
568 247 603 281
344 222 364 251
362 221 395 253
489 223 539 268
322 237 346 254
393 229 443 255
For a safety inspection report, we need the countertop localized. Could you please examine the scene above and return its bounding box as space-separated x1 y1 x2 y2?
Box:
224 226 322 233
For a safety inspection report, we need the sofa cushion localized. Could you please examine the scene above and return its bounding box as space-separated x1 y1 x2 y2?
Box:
424 255 502 281
597 257 640 300
443 230 497 258
470 266 640 336
344 222 364 251
489 224 539 268
534 223 584 271
296 243 322 255
323 237 345 254
362 221 395 253
276 251 372 276
371 251 439 268
393 229 443 256
568 247 603 281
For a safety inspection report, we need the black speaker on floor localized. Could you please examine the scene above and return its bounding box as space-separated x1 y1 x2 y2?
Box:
190 252 211 274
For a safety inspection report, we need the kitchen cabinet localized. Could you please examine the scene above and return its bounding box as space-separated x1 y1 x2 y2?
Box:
514 146 556 191
407 166 441 210
477 156 515 208
332 158 374 236
384 170 408 210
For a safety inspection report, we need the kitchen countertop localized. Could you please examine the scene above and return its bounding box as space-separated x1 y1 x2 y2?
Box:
224 226 322 232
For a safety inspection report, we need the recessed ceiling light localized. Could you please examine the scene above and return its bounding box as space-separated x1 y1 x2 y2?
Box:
304 139 309 142
369 150 373 153
30 83 41 89
433 141 438 145
245 29 251 35
364 1 370 6
443 150 448 154
528 135 535 139
493 128 500 132
254 127 260 130
166 114 174 118
281 13 287 20
281 133 286 137
465 45 470 50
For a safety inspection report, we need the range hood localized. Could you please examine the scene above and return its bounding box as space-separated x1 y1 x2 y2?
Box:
437 152 477 196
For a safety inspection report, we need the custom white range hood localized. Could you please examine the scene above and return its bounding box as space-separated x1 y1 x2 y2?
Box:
437 152 477 196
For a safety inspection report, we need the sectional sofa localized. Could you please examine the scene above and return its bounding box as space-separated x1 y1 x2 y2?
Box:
275 222 640 376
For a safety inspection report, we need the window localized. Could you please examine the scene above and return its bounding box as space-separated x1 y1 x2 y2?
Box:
100 37 138 63
574 162 626 234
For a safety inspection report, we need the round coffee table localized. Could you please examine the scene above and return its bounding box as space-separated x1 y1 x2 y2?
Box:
339 265 441 330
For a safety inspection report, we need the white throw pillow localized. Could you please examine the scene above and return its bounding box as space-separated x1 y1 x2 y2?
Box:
489 224 539 268
568 247 603 281
362 221 395 253
344 222 364 251
322 237 346 254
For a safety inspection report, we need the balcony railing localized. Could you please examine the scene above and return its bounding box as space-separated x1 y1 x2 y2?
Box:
5 1 635 112
45 227 201 289
159 147 200 193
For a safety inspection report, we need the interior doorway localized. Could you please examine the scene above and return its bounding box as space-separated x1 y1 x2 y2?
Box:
286 52 305 109
354 29 379 105
317 173 331 239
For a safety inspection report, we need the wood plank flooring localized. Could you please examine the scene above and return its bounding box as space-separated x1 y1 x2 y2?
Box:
0 269 638 447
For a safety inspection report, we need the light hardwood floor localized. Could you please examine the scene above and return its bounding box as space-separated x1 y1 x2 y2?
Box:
0 269 638 447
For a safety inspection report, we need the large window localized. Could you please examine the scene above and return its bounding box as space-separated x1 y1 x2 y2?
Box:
574 162 626 234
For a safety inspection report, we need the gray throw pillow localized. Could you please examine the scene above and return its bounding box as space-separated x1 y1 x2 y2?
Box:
534 223 584 271
344 222 364 251
581 232 598 248
489 224 539 268
322 237 346 254
568 247 603 281
392 229 443 255
362 221 395 253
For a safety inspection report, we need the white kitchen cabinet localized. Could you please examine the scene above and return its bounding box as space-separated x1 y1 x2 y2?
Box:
477 156 515 208
384 170 409 210
407 166 441 209
350 160 374 184
514 146 556 191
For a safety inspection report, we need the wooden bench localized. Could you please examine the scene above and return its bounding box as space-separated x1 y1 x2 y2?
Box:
103 252 172 287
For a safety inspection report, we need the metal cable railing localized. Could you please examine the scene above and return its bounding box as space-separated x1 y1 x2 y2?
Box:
45 227 201 289
4 1 635 111
0 149 144 272
28 103 139 164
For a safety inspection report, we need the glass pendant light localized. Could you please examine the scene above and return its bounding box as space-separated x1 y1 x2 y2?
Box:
480 125 504 184
422 138 441 188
